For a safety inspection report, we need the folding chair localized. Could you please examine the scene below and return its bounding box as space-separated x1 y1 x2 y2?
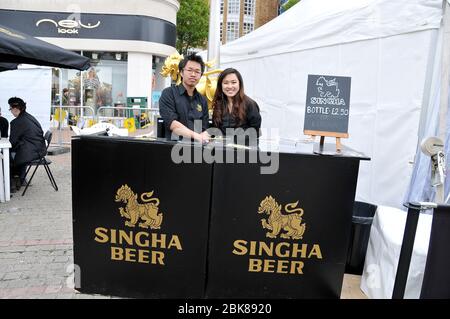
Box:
21 130 58 196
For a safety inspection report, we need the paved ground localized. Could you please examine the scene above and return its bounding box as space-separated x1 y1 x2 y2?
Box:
0 149 114 299
0 141 367 299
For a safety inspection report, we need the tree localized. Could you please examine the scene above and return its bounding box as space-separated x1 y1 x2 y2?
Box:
176 0 210 54
283 0 300 11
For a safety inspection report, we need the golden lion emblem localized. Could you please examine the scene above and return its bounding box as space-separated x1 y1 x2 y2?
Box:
258 196 306 239
115 184 163 229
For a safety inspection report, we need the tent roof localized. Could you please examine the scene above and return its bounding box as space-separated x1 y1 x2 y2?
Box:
221 0 443 63
0 24 90 70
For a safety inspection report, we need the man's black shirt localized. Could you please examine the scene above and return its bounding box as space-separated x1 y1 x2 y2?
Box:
159 84 209 135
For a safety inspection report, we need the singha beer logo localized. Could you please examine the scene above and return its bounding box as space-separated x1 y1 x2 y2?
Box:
93 185 182 265
315 76 340 98
258 196 306 239
115 184 163 229
232 195 322 275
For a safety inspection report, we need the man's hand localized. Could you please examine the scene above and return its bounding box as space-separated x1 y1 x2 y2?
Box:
200 131 210 143
193 131 210 144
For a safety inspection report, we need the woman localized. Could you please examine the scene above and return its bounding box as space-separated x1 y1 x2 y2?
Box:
212 68 261 137
8 97 46 189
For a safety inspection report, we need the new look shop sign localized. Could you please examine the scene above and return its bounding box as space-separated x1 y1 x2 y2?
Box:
36 18 101 34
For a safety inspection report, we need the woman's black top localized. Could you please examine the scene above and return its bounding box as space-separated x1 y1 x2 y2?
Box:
217 97 262 136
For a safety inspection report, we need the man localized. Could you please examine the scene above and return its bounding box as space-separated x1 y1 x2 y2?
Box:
62 88 69 105
159 54 210 142
0 107 8 137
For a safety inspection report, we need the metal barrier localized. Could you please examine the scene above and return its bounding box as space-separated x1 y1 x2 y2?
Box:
50 105 96 145
97 106 159 129
51 105 160 145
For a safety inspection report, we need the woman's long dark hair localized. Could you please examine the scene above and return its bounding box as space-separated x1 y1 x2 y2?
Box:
212 68 247 127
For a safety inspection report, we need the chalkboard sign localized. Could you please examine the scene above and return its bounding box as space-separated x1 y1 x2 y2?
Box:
304 74 351 138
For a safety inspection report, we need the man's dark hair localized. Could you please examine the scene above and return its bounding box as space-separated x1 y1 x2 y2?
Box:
178 53 205 75
8 96 27 112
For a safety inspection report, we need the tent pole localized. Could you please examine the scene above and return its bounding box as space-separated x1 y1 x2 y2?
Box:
439 1 450 143
207 0 221 69
436 0 450 203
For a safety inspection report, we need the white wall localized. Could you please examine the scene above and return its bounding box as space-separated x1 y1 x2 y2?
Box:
127 52 153 107
0 0 180 24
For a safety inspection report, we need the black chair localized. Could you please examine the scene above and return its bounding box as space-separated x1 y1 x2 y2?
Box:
21 130 58 196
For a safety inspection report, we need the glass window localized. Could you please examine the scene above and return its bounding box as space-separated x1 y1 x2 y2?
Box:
82 52 127 113
243 22 254 35
51 51 128 127
244 0 255 16
220 0 224 14
51 68 60 106
220 22 223 42
228 0 240 15
152 55 166 109
226 21 239 42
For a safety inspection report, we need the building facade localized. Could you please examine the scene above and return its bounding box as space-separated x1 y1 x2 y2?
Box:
220 0 279 44
0 0 179 116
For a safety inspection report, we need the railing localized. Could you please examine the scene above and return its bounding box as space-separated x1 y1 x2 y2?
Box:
50 105 160 145
50 105 96 145
96 106 159 129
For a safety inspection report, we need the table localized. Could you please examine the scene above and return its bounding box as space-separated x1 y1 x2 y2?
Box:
206 141 368 298
72 136 368 298
72 137 212 298
0 138 11 203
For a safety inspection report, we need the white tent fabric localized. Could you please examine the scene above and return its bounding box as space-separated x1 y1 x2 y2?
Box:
219 0 444 209
405 3 450 204
360 205 432 299
403 27 444 204
221 0 442 64
0 67 51 133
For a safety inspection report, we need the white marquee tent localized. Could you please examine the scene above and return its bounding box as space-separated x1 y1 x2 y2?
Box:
218 0 448 209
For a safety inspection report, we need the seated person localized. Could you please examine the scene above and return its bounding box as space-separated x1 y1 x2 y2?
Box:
0 107 8 138
8 97 46 190
159 53 210 143
211 68 261 143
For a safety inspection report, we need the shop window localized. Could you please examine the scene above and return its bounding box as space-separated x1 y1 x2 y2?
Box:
51 51 128 126
152 55 167 109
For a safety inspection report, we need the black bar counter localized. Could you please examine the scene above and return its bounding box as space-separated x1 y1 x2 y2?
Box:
72 136 368 298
